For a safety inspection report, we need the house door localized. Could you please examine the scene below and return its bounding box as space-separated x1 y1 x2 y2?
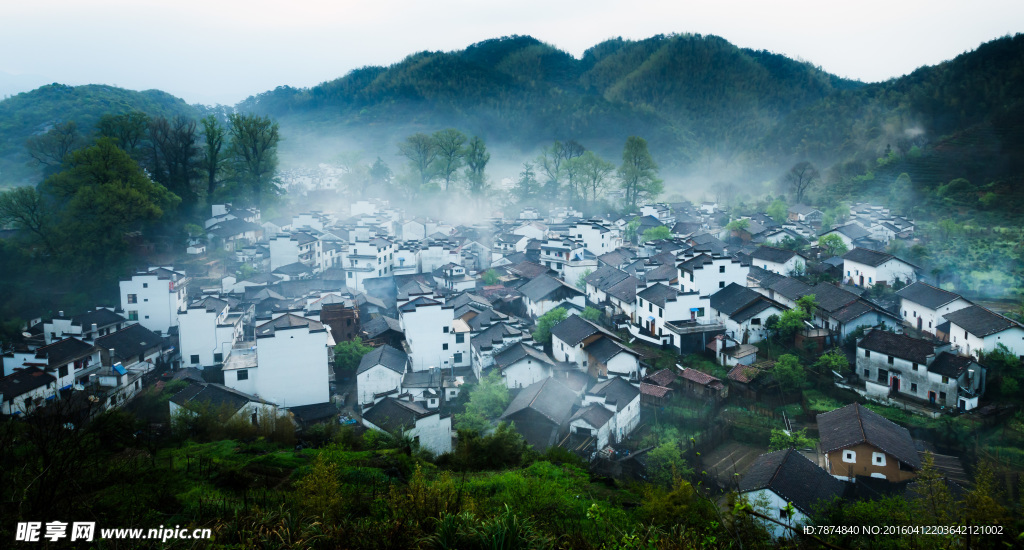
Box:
928 391 937 404
917 317 923 331
648 319 655 336
890 375 900 393
859 275 864 286
691 309 696 321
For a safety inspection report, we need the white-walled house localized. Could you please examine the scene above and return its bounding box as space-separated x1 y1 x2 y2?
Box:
356 345 408 406
362 397 452 455
842 248 918 288
749 246 809 275
518 275 585 319
739 449 846 539
42 308 126 345
709 284 787 344
95 323 164 374
399 294 458 371
635 284 709 342
0 367 58 415
119 267 189 335
179 297 244 368
582 377 641 443
225 314 332 408
856 329 986 411
895 282 972 335
492 342 555 388
6 336 100 389
569 221 620 256
678 253 748 294
169 382 277 426
944 305 1024 360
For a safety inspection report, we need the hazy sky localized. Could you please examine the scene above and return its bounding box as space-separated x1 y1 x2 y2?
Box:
1 0 1021 105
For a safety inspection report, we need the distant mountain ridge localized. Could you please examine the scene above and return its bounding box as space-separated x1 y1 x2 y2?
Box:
1 33 1023 207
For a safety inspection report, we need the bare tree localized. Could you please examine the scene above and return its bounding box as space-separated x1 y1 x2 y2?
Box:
26 121 81 167
784 161 819 205
0 186 57 255
398 133 438 187
431 128 467 191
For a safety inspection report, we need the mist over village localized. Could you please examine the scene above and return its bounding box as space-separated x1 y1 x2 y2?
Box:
1 3 1023 547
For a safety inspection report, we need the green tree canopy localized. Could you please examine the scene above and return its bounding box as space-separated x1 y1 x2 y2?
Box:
640 226 672 242
818 233 848 257
533 307 568 343
333 337 374 371
773 354 806 388
618 136 662 211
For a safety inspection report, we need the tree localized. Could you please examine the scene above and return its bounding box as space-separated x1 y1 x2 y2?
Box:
26 121 81 167
769 428 816 451
818 233 848 257
228 113 280 207
646 441 693 487
398 133 438 187
533 308 568 343
814 348 850 374
0 186 57 256
463 135 489 197
333 337 374 371
766 199 788 223
618 136 662 211
482 269 500 285
640 226 671 243
726 218 750 234
575 268 593 290
573 150 615 207
581 307 602 323
455 370 510 433
200 115 226 200
96 111 150 157
773 354 806 388
431 128 467 191
511 162 540 205
148 116 201 207
784 161 819 205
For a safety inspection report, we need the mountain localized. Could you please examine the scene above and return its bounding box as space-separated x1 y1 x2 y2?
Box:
1 33 1022 217
0 83 198 185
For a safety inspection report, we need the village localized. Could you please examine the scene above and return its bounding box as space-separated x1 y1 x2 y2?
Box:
2 192 1022 538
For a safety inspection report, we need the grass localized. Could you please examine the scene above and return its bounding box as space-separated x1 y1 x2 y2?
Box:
803 389 844 414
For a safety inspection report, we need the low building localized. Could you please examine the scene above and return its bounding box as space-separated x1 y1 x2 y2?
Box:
817 403 920 482
356 345 408 407
739 449 846 539
362 397 452 455
500 377 578 450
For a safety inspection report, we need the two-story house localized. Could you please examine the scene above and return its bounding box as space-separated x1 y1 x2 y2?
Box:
818 403 920 482
895 282 972 335
119 267 189 335
178 297 244 368
677 253 748 294
944 305 1024 360
842 248 918 288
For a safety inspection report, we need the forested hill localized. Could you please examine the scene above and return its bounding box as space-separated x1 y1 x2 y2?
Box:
236 34 864 166
0 83 199 184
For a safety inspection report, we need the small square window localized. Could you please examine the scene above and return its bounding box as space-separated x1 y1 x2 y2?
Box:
237 370 248 381
442 343 448 350
443 326 449 333
718 281 725 288
939 391 947 400
911 383 918 393
719 265 725 273
865 350 870 358
214 353 223 363
190 355 199 364
142 283 148 288
887 356 894 365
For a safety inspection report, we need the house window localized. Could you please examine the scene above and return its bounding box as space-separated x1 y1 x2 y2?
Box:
751 318 761 325
127 294 137 304
887 356 894 365
872 452 886 466
142 283 148 288
347 272 353 279
719 265 725 273
59 364 68 378
939 391 946 400
864 350 870 358
214 353 223 363
877 368 888 383
842 450 856 463
190 354 200 364
863 369 870 377
911 383 918 393
779 508 790 519
443 326 449 333
718 281 725 289
455 333 464 344
941 376 949 384
237 370 248 381
453 352 463 363
912 363 918 371
442 343 448 350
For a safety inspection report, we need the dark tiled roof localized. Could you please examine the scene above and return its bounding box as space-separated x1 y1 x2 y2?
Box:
519 275 581 302
35 337 94 367
588 377 640 412
0 367 56 402
606 276 640 303
769 277 815 301
928 352 976 378
858 330 938 364
471 322 522 354
289 401 340 424
549 315 601 346
95 324 163 361
507 261 553 279
896 282 964 310
750 246 800 264
944 305 1021 338
639 382 672 398
637 283 679 308
827 223 870 240
709 283 761 317
493 343 554 371
361 316 403 339
398 295 443 313
584 336 635 364
363 397 434 434
810 284 860 313
841 247 890 267
71 308 125 328
830 299 879 324
255 314 325 337
585 266 630 291
501 377 577 424
739 449 846 516
680 368 722 387
357 345 408 375
170 382 266 413
645 263 677 282
644 368 677 387
817 403 921 469
189 297 229 313
569 403 614 429
272 262 314 276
